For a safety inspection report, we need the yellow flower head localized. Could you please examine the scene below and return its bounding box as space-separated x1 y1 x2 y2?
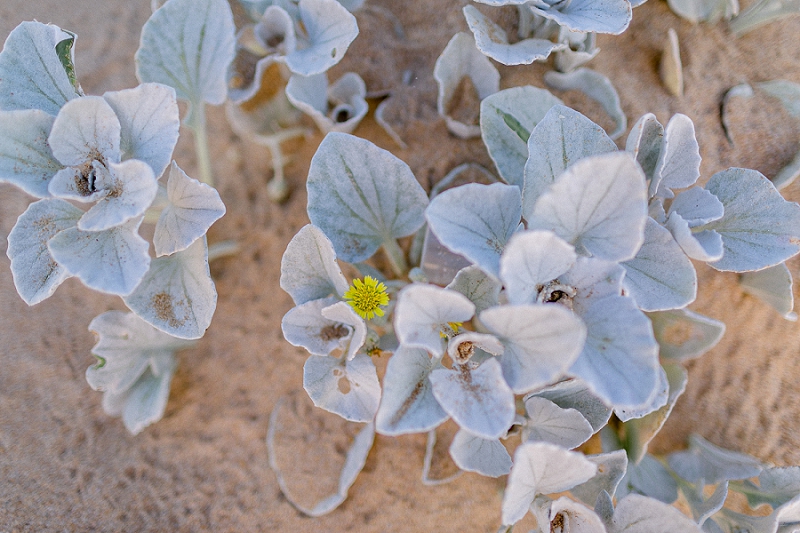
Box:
343 276 390 320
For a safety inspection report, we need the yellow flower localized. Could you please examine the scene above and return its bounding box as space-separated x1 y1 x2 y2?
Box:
343 276 389 320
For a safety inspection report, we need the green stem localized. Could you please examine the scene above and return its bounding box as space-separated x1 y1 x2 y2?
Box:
382 239 407 278
189 101 214 187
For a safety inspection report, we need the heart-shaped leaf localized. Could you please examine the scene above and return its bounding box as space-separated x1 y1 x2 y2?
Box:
6 198 82 304
153 162 226 257
394 283 475 355
48 217 150 296
740 262 795 318
449 429 512 477
531 378 612 433
0 21 80 115
446 265 502 313
136 0 236 108
307 132 428 263
499 230 577 305
610 494 703 532
522 396 594 449
284 0 359 76
0 109 62 197
426 182 521 277
647 308 726 362
123 237 216 339
303 353 381 423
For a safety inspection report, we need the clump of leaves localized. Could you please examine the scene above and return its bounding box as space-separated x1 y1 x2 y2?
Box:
275 87 800 524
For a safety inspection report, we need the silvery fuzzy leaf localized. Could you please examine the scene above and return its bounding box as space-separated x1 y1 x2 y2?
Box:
499 230 577 305
479 86 563 187
610 494 703 533
0 110 62 198
532 379 612 433
449 428 512 477
47 96 121 167
618 454 678 504
47 165 103 203
650 114 702 199
680 479 728 527
668 434 764 485
153 162 226 257
522 104 617 212
595 491 615 530
626 113 664 182
0 21 80 115
267 398 375 518
648 308 725 362
101 362 176 435
77 160 158 232
284 0 359 76
280 225 348 306
429 358 515 439
544 69 627 140
738 467 800 509
615 365 670 423
622 363 688 464
668 0 739 23
668 186 725 227
571 450 629 505
480 304 587 394
48 217 150 296
394 283 475 355
306 132 428 264
463 6 566 66
6 198 82 305
705 168 800 272
434 32 499 139
569 295 660 409
303 352 381 423
321 302 366 361
528 152 648 263
136 0 236 108
522 396 594 449
502 442 598 526
532 495 609 533
86 311 191 395
374 345 448 436
665 212 724 262
426 182 521 277
123 238 216 340
560 257 625 315
446 265 502 313
282 297 352 356
285 72 367 134
531 0 632 34
102 83 180 179
621 217 697 312
740 262 795 319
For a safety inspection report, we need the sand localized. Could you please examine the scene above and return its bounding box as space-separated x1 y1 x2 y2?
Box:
1 0 799 531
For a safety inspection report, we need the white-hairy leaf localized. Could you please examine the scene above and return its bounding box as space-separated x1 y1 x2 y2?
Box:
0 110 62 197
449 429 512 477
307 132 428 263
528 152 648 262
446 265 501 313
705 168 800 272
375 345 448 436
154 162 226 257
284 0 359 76
136 0 236 107
394 283 475 355
426 182 521 277
502 442 597 526
610 494 703 533
479 85 563 187
0 21 80 115
648 308 725 362
480 304 587 394
303 353 381 423
48 217 150 296
740 262 795 318
429 358 515 440
123 237 216 339
499 230 577 305
522 396 594 449
6 198 81 304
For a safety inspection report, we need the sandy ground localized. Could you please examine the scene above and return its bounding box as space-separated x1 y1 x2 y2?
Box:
1 0 799 531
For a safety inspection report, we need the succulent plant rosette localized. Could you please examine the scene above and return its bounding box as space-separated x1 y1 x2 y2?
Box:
278 88 800 530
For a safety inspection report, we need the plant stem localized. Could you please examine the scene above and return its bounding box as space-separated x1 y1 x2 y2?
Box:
382 239 408 278
207 240 240 262
189 101 214 187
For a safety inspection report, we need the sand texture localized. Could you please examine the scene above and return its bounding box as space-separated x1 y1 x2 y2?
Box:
1 0 799 531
